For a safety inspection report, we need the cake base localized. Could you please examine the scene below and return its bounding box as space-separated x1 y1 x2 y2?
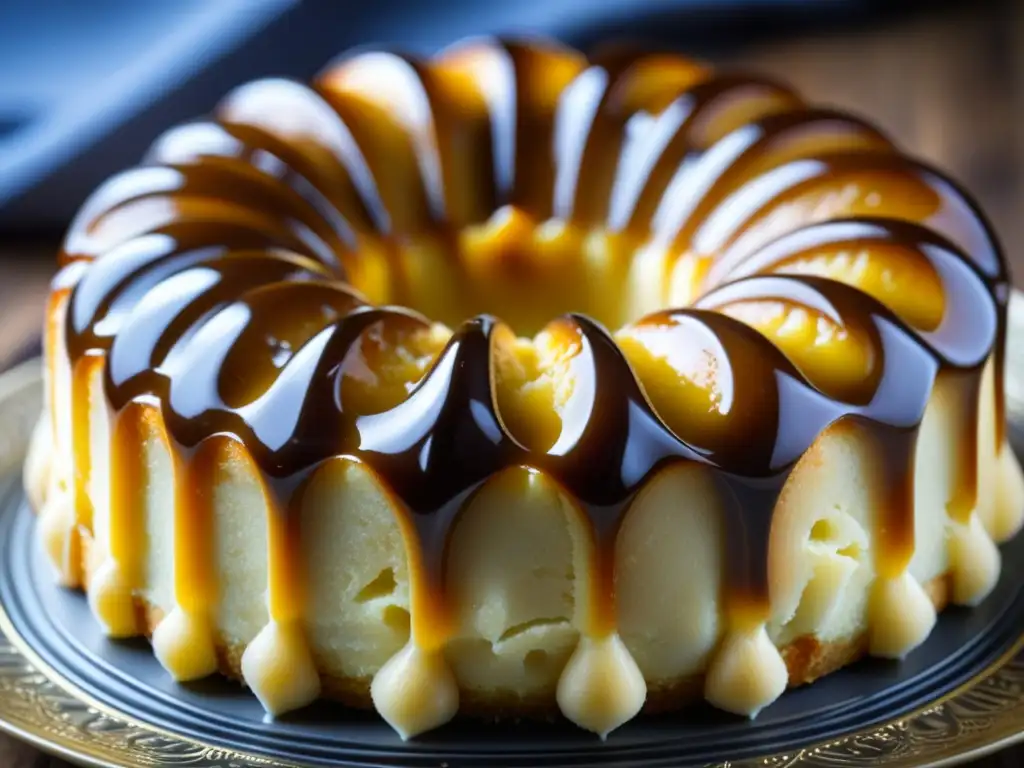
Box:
73 525 954 719
126 578 951 720
6 493 1020 767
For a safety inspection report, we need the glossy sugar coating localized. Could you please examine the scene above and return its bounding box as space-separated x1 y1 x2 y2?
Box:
24 37 1024 739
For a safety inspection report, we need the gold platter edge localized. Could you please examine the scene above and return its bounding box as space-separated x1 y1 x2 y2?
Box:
0 288 1022 767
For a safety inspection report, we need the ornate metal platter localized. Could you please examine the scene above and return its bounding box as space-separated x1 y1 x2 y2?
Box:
0 295 1023 768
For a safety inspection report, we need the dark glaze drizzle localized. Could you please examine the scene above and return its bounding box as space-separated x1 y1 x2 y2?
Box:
55 38 1008 649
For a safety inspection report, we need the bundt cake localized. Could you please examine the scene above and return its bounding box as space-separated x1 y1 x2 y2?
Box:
23 37 1024 740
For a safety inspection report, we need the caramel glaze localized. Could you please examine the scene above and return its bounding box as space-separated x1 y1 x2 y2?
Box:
53 39 1007 669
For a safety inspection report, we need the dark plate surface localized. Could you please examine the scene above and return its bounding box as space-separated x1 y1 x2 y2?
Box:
0 468 1022 767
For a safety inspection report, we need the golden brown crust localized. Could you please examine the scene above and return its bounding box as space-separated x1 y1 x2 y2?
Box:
780 633 867 688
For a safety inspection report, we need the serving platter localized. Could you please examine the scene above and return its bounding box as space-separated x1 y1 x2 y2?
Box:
0 295 1023 768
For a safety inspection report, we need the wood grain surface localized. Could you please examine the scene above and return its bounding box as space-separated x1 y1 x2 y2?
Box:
1 1 1022 764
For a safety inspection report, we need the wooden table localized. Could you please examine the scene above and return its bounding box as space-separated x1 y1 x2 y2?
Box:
2 1 1023 764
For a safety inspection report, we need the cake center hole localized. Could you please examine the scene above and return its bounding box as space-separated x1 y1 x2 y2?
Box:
371 208 666 335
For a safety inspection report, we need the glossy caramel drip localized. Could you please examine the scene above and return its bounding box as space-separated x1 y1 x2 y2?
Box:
50 36 1012 731
690 150 1010 443
96 403 146 637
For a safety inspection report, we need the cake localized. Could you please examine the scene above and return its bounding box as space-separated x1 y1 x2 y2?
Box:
23 37 1024 740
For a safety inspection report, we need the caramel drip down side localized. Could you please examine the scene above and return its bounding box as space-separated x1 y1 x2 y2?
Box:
44 37 1016 739
240 474 322 716
89 402 148 638
150 438 220 682
67 354 102 585
945 371 983 525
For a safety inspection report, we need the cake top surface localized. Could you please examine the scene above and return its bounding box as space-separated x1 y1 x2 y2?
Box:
55 37 1007 485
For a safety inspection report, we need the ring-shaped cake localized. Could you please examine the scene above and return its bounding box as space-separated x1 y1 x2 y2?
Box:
23 37 1024 739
